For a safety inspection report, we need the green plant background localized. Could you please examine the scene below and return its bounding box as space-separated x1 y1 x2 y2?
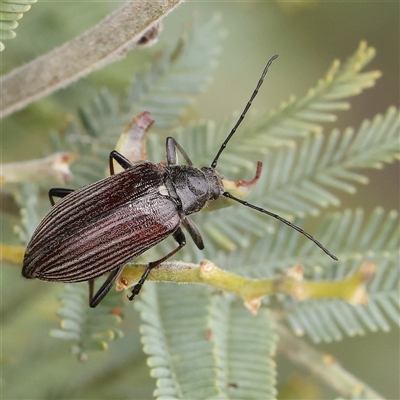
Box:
1 1 399 399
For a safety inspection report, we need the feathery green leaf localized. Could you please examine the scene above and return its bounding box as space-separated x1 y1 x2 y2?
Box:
51 14 224 188
136 283 220 399
208 294 277 399
234 41 381 152
13 183 41 244
0 0 37 51
50 282 124 361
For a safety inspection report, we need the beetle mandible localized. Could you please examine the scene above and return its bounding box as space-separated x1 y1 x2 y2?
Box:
22 55 338 308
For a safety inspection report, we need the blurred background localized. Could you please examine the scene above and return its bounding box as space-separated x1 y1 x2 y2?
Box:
1 1 399 399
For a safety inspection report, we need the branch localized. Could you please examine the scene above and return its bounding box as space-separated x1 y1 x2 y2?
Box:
2 244 374 315
117 260 374 314
275 321 385 399
1 244 25 264
0 0 183 118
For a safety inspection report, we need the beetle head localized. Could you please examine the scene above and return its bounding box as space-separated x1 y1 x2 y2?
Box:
167 165 224 215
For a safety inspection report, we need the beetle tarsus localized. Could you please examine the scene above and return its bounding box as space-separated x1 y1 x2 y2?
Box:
128 281 144 301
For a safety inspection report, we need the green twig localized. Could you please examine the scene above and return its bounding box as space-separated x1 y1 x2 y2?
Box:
117 259 375 314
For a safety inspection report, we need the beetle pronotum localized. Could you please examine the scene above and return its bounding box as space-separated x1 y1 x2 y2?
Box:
22 55 337 308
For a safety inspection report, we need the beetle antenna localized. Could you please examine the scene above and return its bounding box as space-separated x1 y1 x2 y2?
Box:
211 54 279 169
223 191 338 261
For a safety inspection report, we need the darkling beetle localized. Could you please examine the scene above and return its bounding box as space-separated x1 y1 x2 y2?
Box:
22 55 338 308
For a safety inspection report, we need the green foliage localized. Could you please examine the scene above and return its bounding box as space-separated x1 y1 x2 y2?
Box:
137 283 221 399
125 16 223 128
51 15 223 188
7 11 399 400
207 294 277 399
228 41 381 152
136 286 277 399
50 283 124 361
0 0 37 51
13 182 41 243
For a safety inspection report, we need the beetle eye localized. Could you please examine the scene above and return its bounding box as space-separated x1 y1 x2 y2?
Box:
211 186 221 200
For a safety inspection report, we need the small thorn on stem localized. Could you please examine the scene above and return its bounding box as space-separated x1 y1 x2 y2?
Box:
235 161 263 188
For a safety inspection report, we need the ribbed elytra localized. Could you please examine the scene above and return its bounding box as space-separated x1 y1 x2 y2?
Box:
22 55 337 308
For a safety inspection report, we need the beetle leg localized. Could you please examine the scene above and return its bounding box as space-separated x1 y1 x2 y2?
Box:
48 188 74 206
89 264 125 308
166 137 178 165
109 150 134 175
89 279 94 303
128 227 186 301
182 216 204 250
166 137 194 166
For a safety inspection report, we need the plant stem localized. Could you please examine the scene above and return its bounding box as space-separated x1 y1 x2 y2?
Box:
0 153 78 185
275 321 385 399
117 259 374 313
0 0 183 118
2 247 374 311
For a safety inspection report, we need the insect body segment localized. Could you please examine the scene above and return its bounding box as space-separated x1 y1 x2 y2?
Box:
22 55 337 308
